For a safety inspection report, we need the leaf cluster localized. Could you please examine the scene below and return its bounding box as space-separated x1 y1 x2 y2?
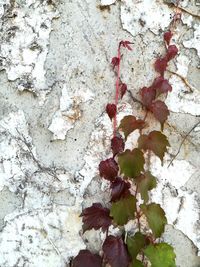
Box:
73 23 178 267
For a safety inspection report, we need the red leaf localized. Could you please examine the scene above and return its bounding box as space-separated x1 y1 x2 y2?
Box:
150 100 169 129
111 57 120 67
111 135 125 156
164 31 173 45
152 76 164 88
166 45 178 61
110 177 131 202
140 87 156 108
152 76 172 95
81 203 112 232
106 103 117 120
72 250 102 267
120 40 133 51
120 83 127 99
103 235 130 267
99 158 119 181
154 58 168 76
158 79 172 94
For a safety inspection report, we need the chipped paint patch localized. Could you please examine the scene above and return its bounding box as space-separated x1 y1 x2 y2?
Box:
0 110 37 192
120 0 171 36
166 54 200 115
184 24 200 58
0 111 86 265
0 204 85 267
101 0 116 5
49 85 94 140
166 76 200 115
150 155 200 254
0 0 58 101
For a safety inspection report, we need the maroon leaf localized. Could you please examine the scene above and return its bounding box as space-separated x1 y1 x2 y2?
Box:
81 203 112 232
166 45 178 61
152 76 172 96
111 57 120 68
110 177 131 202
103 235 130 267
99 158 119 181
152 76 164 88
72 250 102 267
140 87 156 108
158 79 172 94
150 100 169 129
106 103 117 120
120 83 127 99
164 31 173 45
120 40 133 51
154 58 168 76
111 135 125 156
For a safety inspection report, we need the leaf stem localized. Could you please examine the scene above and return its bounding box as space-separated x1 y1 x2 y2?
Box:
113 43 121 136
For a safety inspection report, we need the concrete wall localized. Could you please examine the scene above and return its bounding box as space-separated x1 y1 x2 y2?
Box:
0 0 199 266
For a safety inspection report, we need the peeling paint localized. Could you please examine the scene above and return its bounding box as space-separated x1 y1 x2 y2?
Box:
184 24 200 58
101 0 116 5
0 0 199 265
49 84 94 140
150 155 200 255
120 0 172 36
0 111 85 265
0 204 85 267
166 54 200 115
167 76 200 115
0 0 58 101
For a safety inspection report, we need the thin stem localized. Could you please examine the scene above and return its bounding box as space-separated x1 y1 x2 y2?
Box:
127 89 144 107
167 68 194 93
168 120 200 167
106 228 109 238
170 0 181 32
142 252 145 263
135 184 141 232
113 44 121 136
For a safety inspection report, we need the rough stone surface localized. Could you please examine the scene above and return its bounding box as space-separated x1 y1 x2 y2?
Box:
0 0 199 266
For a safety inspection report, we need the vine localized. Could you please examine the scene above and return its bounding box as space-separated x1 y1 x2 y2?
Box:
72 3 182 267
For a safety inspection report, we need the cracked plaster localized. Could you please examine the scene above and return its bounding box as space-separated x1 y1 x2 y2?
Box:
0 0 58 103
0 0 200 266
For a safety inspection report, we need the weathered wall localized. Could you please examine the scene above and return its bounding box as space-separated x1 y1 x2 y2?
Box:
0 0 199 266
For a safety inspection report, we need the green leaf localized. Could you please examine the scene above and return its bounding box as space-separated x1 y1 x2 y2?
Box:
110 194 136 225
144 243 176 267
138 131 170 161
119 115 145 140
127 232 146 260
129 259 144 267
140 203 167 238
136 172 157 203
118 149 145 178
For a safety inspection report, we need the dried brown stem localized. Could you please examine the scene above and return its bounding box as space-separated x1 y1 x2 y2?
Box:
168 120 200 167
167 69 194 92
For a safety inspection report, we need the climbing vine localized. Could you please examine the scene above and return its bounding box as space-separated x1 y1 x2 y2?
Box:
72 2 181 267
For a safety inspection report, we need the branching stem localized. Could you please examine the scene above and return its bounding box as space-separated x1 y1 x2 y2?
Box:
168 120 200 167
